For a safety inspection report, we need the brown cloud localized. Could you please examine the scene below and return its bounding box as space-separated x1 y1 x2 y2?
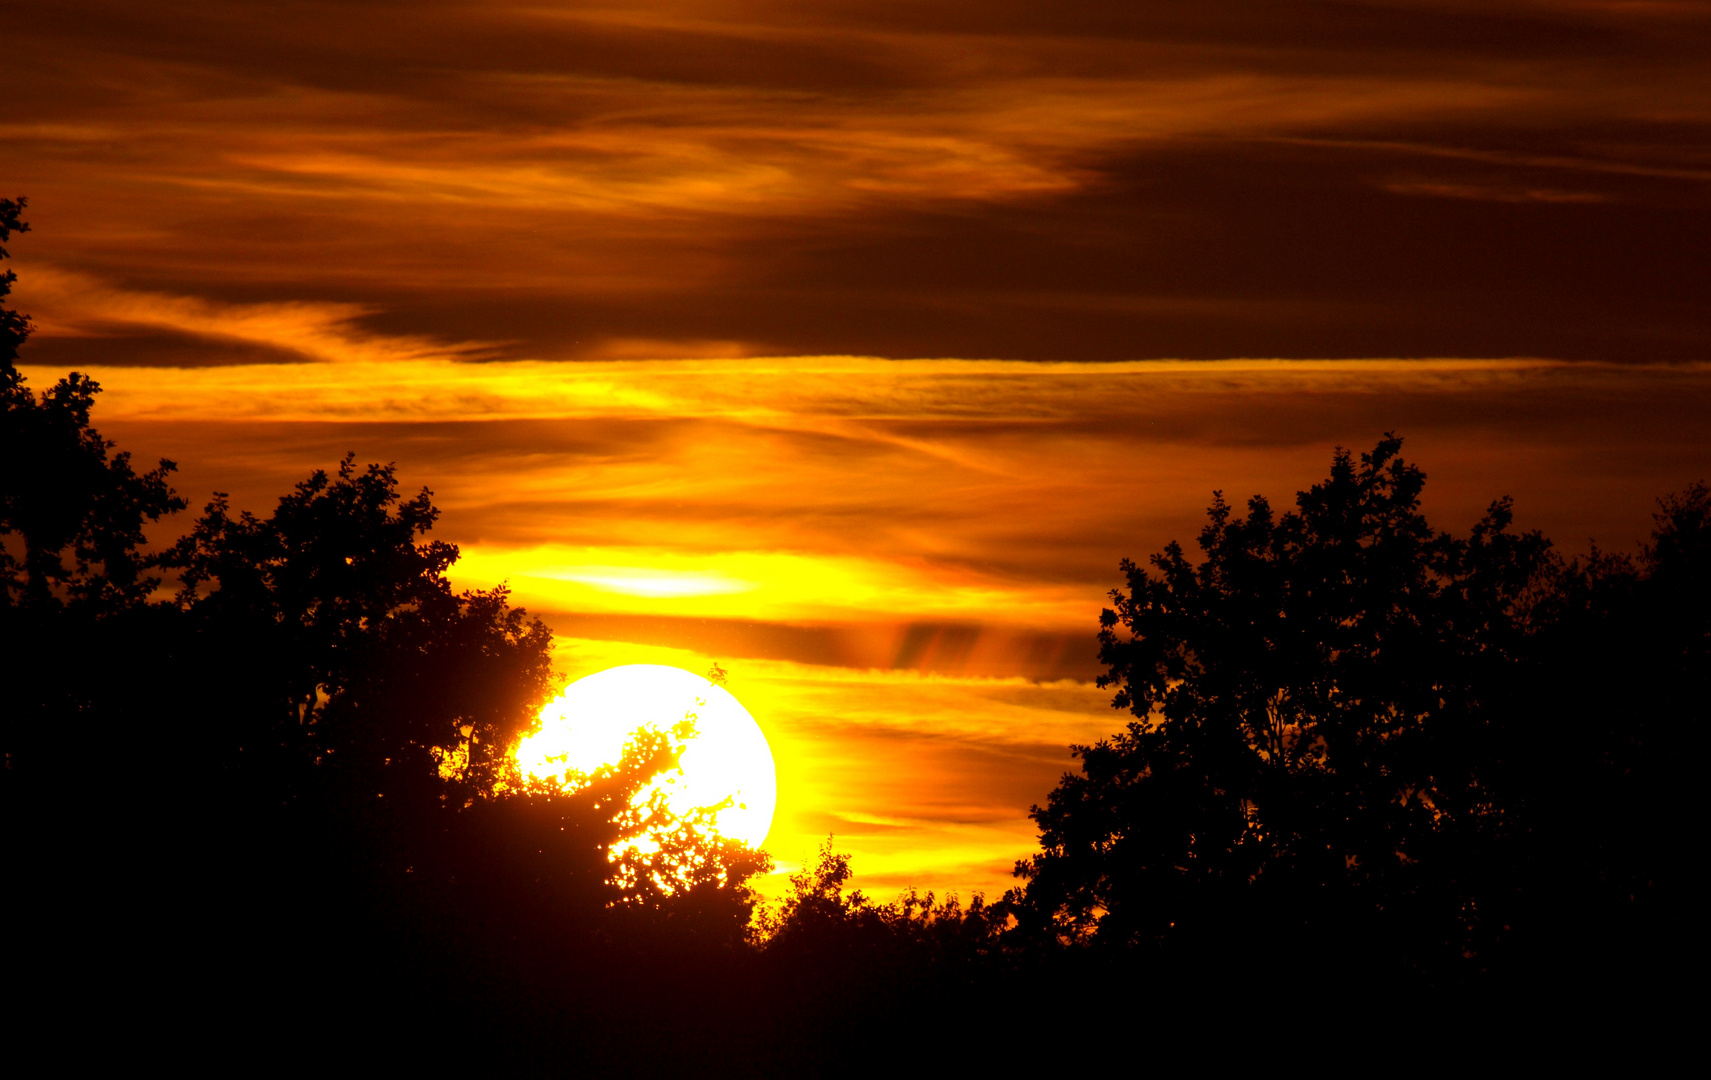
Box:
7 0 1711 361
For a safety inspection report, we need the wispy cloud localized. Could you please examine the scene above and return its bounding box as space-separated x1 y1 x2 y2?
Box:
10 0 1711 362
20 264 497 365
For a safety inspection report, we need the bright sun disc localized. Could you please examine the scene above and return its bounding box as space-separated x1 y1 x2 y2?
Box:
514 664 777 849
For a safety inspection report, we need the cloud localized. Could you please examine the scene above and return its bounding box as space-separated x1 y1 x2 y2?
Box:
15 353 1564 421
17 264 496 366
1380 179 1611 203
8 0 1711 362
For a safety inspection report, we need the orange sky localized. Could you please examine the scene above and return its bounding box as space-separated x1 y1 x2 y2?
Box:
7 0 1711 899
24 356 1711 898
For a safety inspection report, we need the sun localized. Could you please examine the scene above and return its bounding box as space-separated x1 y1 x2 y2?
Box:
513 664 777 849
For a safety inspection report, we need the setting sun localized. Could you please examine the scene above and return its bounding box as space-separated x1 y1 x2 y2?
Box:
514 664 777 850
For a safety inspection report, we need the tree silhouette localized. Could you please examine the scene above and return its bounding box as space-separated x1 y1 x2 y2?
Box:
1013 436 1699 994
1 208 769 1006
0 196 185 616
2 197 186 787
1013 437 1561 979
1 198 184 614
758 838 1007 970
0 197 32 367
1499 482 1706 984
416 724 769 951
168 456 556 797
168 454 769 921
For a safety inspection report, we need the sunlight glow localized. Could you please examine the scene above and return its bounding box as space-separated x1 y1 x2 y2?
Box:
452 543 1095 627
514 664 777 849
539 566 755 598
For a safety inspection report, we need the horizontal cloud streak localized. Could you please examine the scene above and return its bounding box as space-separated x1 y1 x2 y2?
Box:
17 354 1617 421
19 265 498 366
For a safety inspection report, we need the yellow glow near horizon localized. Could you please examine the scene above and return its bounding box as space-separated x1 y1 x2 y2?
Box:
451 543 1095 628
514 664 777 850
547 567 754 599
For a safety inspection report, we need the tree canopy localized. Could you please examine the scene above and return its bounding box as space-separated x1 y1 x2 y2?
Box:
1 198 185 616
1013 436 1699 990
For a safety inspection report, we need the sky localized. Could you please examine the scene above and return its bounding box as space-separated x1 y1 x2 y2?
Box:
7 0 1711 899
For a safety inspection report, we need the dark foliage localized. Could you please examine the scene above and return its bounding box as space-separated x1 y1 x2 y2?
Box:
1014 435 1700 1001
0 197 31 367
3 196 188 789
760 839 1008 972
1499 482 1706 986
167 457 558 799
